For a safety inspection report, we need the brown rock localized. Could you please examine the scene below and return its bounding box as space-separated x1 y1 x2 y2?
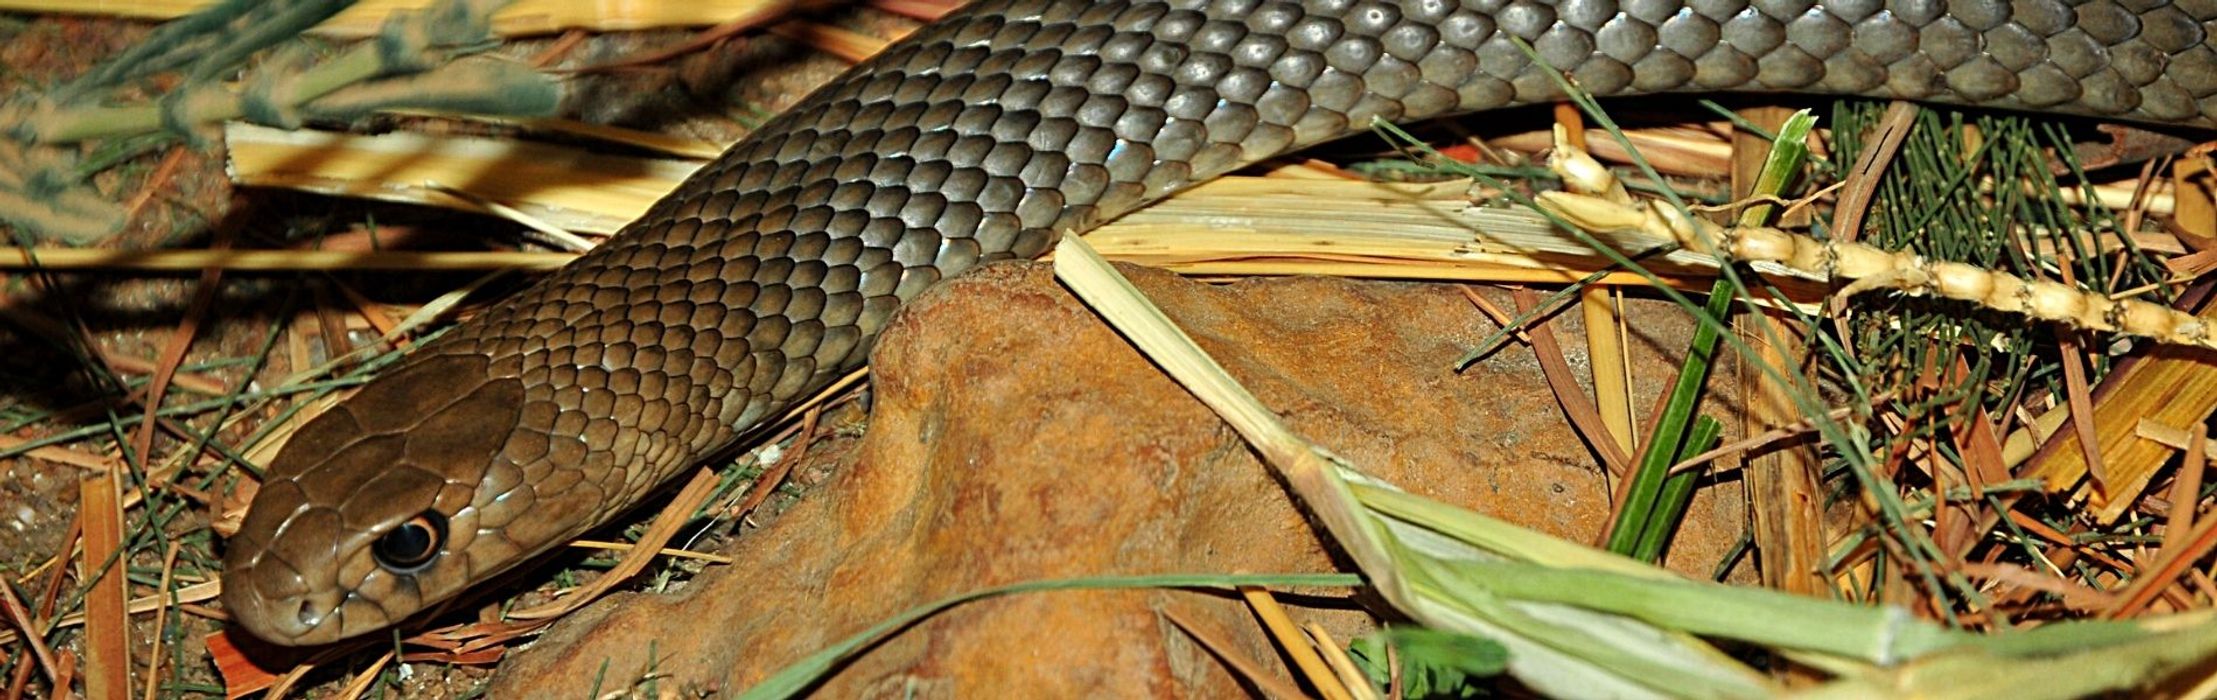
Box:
489 262 1746 696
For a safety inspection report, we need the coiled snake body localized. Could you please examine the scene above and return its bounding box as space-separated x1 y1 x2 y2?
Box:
224 0 2217 645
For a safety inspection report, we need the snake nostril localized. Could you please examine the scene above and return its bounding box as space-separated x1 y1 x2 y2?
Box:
294 600 324 629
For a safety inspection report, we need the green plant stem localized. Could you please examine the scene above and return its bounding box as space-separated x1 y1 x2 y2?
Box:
1606 279 1734 558
37 46 385 143
739 573 1362 700
1631 415 1722 562
1441 559 1970 663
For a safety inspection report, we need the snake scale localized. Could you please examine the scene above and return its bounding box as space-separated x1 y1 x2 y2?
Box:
223 0 2217 645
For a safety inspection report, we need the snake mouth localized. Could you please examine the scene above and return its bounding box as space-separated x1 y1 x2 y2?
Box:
220 547 360 646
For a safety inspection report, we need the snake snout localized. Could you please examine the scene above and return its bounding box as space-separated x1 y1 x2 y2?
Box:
220 515 359 645
221 577 351 645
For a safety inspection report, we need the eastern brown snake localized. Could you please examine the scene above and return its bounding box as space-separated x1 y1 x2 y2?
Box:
223 0 2217 645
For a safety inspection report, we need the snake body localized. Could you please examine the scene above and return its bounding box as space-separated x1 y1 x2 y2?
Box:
224 0 2217 645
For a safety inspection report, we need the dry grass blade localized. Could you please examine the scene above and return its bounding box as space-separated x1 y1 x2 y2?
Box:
2138 420 2217 461
1158 606 1312 700
139 542 182 700
0 580 59 687
1828 101 1919 244
1051 233 1401 623
502 467 721 622
2169 425 2207 542
723 405 821 520
224 122 705 234
0 581 223 648
1580 286 1637 465
76 468 131 700
1669 400 1873 475
2054 261 2111 494
1488 126 1730 177
502 117 726 159
1457 286 1633 475
2001 510 2137 572
2107 506 2217 617
560 0 799 73
1730 105 1830 598
0 435 120 473
0 0 799 37
92 349 230 396
1502 287 1635 477
127 236 225 511
47 652 75 700
2175 155 2216 240
1956 563 2116 611
218 124 1826 295
1240 586 1353 700
1054 234 1772 698
333 651 395 700
563 541 735 564
767 21 902 63
1302 623 1381 700
0 247 578 272
422 184 598 252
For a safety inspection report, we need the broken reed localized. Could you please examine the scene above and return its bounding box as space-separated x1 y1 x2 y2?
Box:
1539 192 2217 353
1827 104 2166 415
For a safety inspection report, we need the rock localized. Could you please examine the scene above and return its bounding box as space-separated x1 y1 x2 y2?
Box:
488 262 1746 696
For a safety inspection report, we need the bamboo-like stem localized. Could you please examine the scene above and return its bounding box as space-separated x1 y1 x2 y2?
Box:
1539 189 2217 352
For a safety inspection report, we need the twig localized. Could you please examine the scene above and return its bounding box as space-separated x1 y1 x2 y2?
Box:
1669 399 1877 475
140 542 184 700
0 580 58 688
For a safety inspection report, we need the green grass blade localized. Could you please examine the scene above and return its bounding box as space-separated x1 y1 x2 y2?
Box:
1736 109 1816 227
739 573 1362 700
1630 415 1723 562
1605 281 1735 558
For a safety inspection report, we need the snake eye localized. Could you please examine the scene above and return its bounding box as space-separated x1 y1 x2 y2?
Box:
371 511 446 573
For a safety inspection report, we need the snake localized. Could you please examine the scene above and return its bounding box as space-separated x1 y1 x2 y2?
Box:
221 0 2217 646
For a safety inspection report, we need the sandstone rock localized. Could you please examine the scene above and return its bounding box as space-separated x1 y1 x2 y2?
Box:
489 262 1746 696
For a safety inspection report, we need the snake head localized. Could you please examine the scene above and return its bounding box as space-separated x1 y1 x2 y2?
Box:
223 353 539 646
